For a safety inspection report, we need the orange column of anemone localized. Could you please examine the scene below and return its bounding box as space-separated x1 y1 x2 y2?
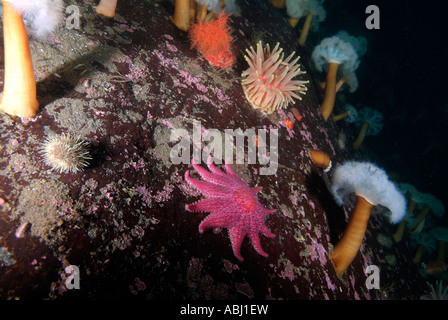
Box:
308 149 331 171
195 3 208 22
95 0 118 18
0 0 39 118
172 0 192 31
298 13 313 46
330 195 375 277
352 121 370 150
270 0 286 9
320 62 339 121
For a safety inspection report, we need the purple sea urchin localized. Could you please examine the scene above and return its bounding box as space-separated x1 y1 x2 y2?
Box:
41 133 91 173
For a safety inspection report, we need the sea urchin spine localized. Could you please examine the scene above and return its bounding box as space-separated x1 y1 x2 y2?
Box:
41 133 91 173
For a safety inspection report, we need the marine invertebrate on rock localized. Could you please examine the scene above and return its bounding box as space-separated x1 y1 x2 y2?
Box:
41 133 91 173
420 281 448 300
311 36 359 121
198 0 239 17
332 104 358 123
270 0 285 8
336 68 358 93
195 0 220 21
423 260 448 276
336 30 368 58
241 41 308 114
171 0 191 31
352 107 383 150
184 157 276 261
286 0 326 46
15 221 30 238
0 0 63 118
410 232 436 264
393 183 421 242
95 0 118 17
431 227 448 262
376 233 393 248
329 161 406 276
172 0 237 30
7 0 63 37
399 183 423 215
189 11 235 68
409 193 444 234
308 149 331 172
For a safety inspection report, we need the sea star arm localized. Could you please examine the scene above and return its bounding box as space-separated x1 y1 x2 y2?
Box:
198 210 237 233
248 232 269 257
185 198 234 213
191 160 234 186
185 171 229 197
228 225 246 261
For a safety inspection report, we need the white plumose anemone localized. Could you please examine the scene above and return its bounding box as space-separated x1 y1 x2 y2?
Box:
6 0 64 38
331 161 406 223
329 160 406 276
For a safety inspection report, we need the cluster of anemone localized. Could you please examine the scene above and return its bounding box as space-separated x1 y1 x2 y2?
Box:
406 192 445 264
394 185 445 243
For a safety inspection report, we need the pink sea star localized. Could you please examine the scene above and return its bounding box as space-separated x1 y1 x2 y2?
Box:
185 158 276 261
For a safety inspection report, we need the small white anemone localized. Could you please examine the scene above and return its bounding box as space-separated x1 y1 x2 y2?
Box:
312 35 359 73
7 0 64 38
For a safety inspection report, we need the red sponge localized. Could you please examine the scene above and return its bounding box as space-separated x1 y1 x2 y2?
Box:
189 12 235 68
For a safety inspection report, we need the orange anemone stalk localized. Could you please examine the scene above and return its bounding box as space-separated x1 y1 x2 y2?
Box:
196 2 207 22
95 0 118 18
270 0 286 9
298 12 313 46
0 0 39 118
308 149 331 172
320 62 339 121
330 195 374 277
172 0 191 31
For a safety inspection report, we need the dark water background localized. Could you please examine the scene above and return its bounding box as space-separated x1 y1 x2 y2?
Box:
297 0 447 225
